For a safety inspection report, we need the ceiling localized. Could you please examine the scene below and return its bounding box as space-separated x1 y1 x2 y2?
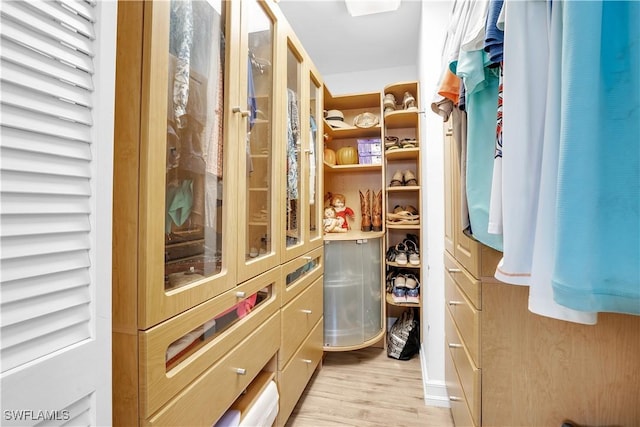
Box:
278 0 422 76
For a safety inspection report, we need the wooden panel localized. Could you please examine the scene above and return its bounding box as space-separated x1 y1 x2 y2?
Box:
444 342 477 427
139 267 281 417
443 121 454 256
445 308 481 426
445 251 481 310
112 332 139 427
279 277 323 367
479 245 502 280
445 270 481 366
278 318 323 426
145 312 280 427
481 281 640 426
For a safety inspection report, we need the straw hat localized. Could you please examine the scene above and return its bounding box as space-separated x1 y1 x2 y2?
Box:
325 109 351 129
353 112 379 128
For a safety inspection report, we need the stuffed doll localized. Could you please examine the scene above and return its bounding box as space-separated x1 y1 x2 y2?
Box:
330 193 354 230
323 206 346 233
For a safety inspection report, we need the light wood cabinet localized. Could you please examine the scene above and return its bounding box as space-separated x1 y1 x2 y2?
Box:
113 1 323 426
442 116 640 426
383 81 424 340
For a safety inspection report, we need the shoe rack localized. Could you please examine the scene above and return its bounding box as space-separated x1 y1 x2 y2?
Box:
382 81 423 341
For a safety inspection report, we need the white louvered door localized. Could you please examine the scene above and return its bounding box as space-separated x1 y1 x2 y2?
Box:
0 1 116 425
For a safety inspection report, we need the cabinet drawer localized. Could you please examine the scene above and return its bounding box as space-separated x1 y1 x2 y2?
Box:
445 339 477 427
281 246 324 306
445 309 481 427
145 312 280 427
279 276 323 367
278 318 323 424
140 267 281 417
445 271 480 367
445 251 481 310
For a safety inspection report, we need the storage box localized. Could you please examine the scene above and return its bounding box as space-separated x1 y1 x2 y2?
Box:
358 154 382 165
357 138 382 156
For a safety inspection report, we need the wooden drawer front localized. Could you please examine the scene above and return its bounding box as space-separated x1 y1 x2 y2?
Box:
279 276 323 367
445 251 481 310
445 339 477 427
278 318 323 424
140 267 281 417
445 271 480 366
445 309 481 427
145 312 280 427
281 246 324 306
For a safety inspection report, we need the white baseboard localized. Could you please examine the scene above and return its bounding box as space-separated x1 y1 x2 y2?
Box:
420 345 450 408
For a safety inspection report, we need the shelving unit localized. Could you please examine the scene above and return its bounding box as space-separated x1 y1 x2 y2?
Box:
382 81 424 341
322 87 386 351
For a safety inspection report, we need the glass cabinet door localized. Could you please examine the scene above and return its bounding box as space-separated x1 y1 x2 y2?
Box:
140 0 236 328
283 39 304 260
307 67 324 248
236 0 279 283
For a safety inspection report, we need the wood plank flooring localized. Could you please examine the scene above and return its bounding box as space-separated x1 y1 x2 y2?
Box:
285 347 454 427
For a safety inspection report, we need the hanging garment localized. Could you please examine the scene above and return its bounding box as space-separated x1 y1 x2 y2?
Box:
166 179 194 233
170 0 194 129
483 0 504 66
309 115 317 204
494 0 550 287
551 0 640 315
286 88 300 201
454 48 503 251
487 63 503 236
452 107 470 231
528 0 597 325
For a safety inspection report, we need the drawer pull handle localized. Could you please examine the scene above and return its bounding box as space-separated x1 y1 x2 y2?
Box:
448 300 463 306
232 106 250 117
301 359 313 364
448 343 463 349
302 256 312 260
449 395 463 402
235 291 246 298
235 368 246 375
301 309 312 314
447 268 461 273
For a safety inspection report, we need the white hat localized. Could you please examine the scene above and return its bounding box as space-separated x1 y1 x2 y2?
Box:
325 109 352 129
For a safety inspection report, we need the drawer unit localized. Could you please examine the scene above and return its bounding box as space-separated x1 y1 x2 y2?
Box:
278 319 324 424
445 251 481 309
445 308 481 426
445 341 476 427
279 276 323 367
445 268 481 366
139 267 281 417
145 312 281 427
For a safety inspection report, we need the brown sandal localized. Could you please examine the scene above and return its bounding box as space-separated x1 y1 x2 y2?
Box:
403 170 418 186
390 170 404 187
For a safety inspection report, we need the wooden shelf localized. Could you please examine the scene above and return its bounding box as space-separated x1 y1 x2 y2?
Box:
323 162 382 173
386 223 421 230
386 261 420 269
323 120 382 139
386 186 420 193
383 110 419 129
386 293 420 307
385 147 420 160
323 230 385 241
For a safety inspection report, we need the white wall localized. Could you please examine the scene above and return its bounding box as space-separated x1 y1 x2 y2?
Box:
418 0 452 408
323 65 417 95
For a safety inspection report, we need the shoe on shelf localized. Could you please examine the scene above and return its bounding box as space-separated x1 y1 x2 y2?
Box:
405 239 420 265
383 93 397 114
402 91 417 111
386 245 398 263
390 170 404 187
403 170 418 186
395 242 408 265
406 287 420 303
404 273 420 289
385 136 400 151
394 274 407 288
400 138 417 149
392 285 407 303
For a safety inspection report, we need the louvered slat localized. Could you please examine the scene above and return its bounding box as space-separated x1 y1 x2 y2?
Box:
58 0 96 23
1 38 94 91
1 147 91 178
26 0 95 39
2 1 94 55
1 317 90 371
1 104 91 142
1 286 90 328
1 127 91 160
1 193 91 215
2 81 92 127
0 269 90 303
1 171 91 197
0 17 94 73
1 232 90 261
1 251 90 290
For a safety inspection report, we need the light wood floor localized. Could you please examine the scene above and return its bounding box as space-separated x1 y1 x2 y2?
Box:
285 347 454 427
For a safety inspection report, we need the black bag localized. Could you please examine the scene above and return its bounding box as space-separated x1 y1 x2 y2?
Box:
387 308 420 360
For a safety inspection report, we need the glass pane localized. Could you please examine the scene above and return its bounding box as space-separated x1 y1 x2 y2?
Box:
309 76 321 239
165 0 225 290
285 45 302 248
245 1 274 260
285 255 320 288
